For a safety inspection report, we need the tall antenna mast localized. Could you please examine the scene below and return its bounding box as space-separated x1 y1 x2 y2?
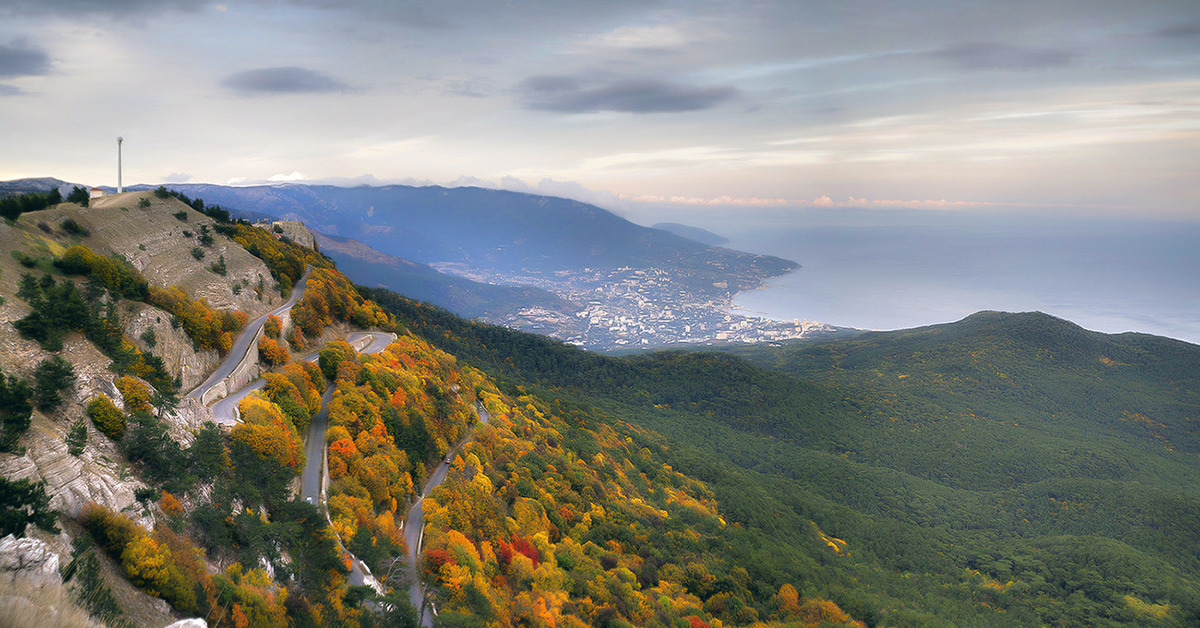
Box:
117 136 124 193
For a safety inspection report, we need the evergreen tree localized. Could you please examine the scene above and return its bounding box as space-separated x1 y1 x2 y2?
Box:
33 355 76 412
66 185 89 207
67 419 87 456
0 477 59 537
0 369 33 453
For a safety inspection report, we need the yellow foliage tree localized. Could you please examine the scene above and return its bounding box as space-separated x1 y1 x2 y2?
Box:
115 375 152 415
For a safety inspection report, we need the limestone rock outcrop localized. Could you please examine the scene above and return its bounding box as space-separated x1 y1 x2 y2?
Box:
0 534 60 583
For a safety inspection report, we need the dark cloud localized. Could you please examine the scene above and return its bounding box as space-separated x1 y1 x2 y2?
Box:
0 84 20 96
1156 23 1200 39
221 67 348 95
931 42 1079 71
518 75 737 113
0 0 207 16
0 41 51 78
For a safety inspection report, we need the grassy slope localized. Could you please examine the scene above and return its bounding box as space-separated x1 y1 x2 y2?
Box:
372 291 1200 626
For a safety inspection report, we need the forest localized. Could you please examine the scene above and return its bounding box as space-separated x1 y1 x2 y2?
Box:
367 289 1200 627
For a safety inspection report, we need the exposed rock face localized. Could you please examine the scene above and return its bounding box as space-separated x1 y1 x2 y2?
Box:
123 301 221 392
268 220 317 250
163 619 208 628
0 534 60 583
0 419 144 520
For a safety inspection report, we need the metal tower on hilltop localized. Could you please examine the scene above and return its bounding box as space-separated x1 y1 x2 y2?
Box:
117 136 124 193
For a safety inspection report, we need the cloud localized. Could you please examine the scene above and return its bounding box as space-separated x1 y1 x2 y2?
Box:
0 0 208 17
518 75 737 113
0 84 19 96
268 171 307 182
221 67 348 95
930 42 1079 71
1156 23 1200 39
162 172 192 183
0 41 51 78
581 23 693 51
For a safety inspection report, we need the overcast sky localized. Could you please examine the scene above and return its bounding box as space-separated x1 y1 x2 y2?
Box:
1 0 1198 219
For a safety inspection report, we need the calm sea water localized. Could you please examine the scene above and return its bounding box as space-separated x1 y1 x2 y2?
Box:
715 217 1200 345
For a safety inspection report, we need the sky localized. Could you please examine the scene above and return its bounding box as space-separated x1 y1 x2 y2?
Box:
1 0 1198 220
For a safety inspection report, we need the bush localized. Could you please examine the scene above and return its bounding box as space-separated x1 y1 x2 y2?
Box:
172 210 188 221
61 218 90 236
190 247 205 260
208 255 227 276
139 197 151 208
80 503 140 557
86 394 126 440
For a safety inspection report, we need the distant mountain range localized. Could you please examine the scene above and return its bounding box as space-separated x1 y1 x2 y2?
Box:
0 177 76 198
144 183 795 284
312 231 576 321
652 222 730 246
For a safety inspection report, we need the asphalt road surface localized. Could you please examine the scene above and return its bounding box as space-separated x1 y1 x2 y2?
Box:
405 402 490 625
186 268 311 402
297 331 396 588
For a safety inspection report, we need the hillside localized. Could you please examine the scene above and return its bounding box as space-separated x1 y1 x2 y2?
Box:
370 291 1200 626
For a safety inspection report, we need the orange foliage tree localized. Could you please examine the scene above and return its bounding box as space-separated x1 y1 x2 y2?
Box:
258 335 290 366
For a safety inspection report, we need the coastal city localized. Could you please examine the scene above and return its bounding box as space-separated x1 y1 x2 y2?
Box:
432 263 845 351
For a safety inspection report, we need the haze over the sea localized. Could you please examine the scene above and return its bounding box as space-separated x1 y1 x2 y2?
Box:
685 210 1200 345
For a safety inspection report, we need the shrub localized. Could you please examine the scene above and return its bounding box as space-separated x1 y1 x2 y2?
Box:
80 503 141 557
172 210 188 221
154 186 170 199
139 197 152 208
160 491 183 516
115 375 152 415
86 394 126 440
190 247 205 260
61 218 90 236
0 478 58 537
208 254 227 276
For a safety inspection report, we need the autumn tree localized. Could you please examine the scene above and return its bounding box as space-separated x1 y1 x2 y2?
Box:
116 375 152 415
86 394 126 440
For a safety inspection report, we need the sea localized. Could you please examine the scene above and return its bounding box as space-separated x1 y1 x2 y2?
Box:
662 209 1200 345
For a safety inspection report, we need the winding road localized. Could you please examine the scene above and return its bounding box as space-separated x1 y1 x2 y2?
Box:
187 268 311 404
184 269 484 619
404 402 490 625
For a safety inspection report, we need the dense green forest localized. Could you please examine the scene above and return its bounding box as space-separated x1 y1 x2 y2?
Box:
369 290 1200 626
